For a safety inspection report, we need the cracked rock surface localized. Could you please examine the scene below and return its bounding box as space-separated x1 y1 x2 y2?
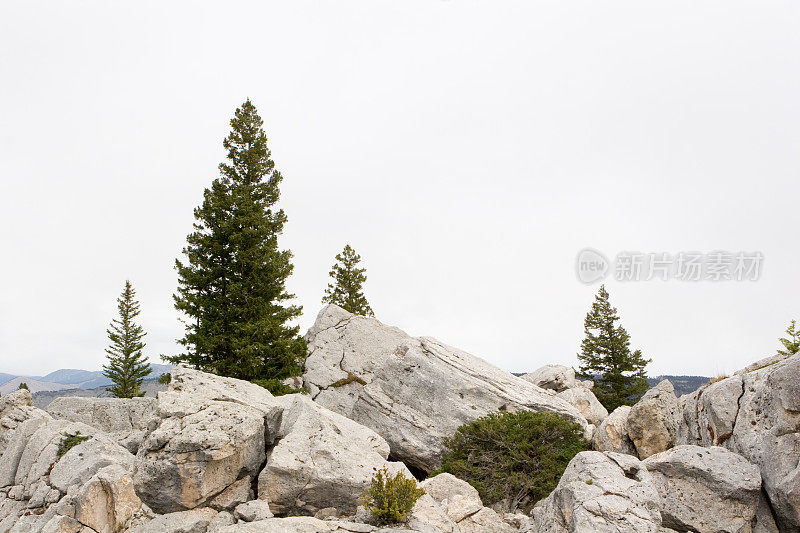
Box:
677 353 800 531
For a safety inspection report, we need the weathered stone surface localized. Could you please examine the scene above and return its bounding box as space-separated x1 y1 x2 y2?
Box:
234 499 274 522
456 506 515 533
530 451 663 532
46 397 158 453
627 380 680 459
677 353 800 531
304 305 589 472
643 445 761 533
592 405 636 456
126 507 219 533
56 464 141 533
405 493 458 533
556 387 608 426
258 393 402 515
420 473 480 508
0 389 51 456
133 389 266 513
520 365 579 393
49 432 135 493
11 419 99 493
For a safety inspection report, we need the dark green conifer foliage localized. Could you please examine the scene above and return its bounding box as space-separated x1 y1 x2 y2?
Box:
103 281 151 398
778 319 800 356
322 245 374 317
18 382 28 391
167 100 305 381
576 285 650 411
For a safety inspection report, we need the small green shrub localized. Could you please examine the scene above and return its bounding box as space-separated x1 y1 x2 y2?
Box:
57 431 91 458
252 378 309 396
18 382 28 390
361 466 425 525
437 410 590 513
158 372 172 385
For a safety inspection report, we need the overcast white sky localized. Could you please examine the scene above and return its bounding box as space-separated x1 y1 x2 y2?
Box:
1 1 798 377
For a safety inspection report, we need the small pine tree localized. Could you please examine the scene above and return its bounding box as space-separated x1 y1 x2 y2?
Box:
18 382 28 391
577 285 650 411
322 244 374 317
167 100 306 381
103 281 151 398
778 320 800 356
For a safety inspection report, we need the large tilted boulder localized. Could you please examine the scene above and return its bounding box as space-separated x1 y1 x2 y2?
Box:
520 365 579 392
592 406 637 456
303 305 589 472
46 397 158 453
677 353 800 531
642 445 762 533
626 380 680 459
527 451 663 532
258 393 406 516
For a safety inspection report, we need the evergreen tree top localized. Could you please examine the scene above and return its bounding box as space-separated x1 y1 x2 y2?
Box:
323 244 374 317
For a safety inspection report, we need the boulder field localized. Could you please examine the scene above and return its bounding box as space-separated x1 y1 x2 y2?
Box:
0 304 795 532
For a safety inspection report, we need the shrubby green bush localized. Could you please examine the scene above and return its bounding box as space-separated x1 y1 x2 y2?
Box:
437 410 589 513
361 466 425 525
57 431 90 458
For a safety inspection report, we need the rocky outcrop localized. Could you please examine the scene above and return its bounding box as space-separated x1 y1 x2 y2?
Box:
592 405 636 456
527 451 663 532
555 387 608 426
133 366 411 518
642 445 761 532
626 380 680 459
304 305 589 472
46 397 158 453
520 365 579 393
421 473 514 532
0 389 51 456
133 389 267 513
677 353 800 531
258 393 405 515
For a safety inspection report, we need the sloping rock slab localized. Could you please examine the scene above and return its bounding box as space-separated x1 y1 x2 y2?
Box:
304 305 589 472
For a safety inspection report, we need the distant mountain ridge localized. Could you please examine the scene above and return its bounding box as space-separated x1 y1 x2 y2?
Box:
512 372 710 397
0 363 172 395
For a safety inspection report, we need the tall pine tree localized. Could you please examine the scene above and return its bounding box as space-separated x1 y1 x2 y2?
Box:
322 244 374 317
167 100 305 381
778 319 799 356
576 285 650 411
103 280 151 398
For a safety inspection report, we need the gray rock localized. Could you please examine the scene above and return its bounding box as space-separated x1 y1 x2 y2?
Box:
126 508 219 533
258 393 404 515
556 387 608 426
530 451 663 532
133 388 267 513
626 380 680 459
676 353 800 531
55 463 142 533
642 445 761 533
46 397 158 453
0 389 51 456
234 499 273 522
304 305 589 472
49 432 134 493
520 365 579 392
592 405 636 456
